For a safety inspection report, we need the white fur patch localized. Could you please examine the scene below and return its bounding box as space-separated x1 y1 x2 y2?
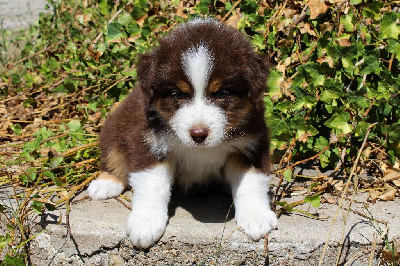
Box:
126 163 173 248
225 161 278 240
87 179 125 200
170 99 227 148
181 43 213 98
170 136 259 189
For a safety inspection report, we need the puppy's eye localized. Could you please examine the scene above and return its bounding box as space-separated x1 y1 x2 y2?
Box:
170 90 187 100
213 89 229 100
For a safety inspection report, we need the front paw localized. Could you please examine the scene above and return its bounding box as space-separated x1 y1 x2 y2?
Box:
87 178 124 200
236 208 278 241
126 208 168 249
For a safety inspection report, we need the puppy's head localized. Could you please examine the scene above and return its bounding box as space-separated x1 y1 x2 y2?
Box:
138 18 269 148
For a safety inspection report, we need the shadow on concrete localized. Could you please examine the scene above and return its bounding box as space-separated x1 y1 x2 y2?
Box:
337 220 371 265
168 184 235 223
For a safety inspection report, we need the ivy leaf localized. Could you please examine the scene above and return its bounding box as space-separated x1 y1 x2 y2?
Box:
67 120 81 132
252 34 266 50
0 234 11 249
305 195 321 208
194 0 211 13
3 255 25 266
341 14 354 32
46 57 60 71
379 12 400 40
267 69 283 98
387 39 400 60
107 22 123 41
324 112 352 134
118 12 133 26
284 169 293 182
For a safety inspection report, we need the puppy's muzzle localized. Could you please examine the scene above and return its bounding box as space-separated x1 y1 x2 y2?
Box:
190 127 209 144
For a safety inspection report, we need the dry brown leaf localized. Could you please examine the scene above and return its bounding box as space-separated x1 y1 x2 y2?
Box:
307 0 329 19
175 1 186 18
283 8 298 18
317 57 334 68
383 170 400 182
334 180 344 192
369 189 382 201
299 132 313 143
338 37 351 47
299 23 317 36
136 14 148 27
393 180 400 187
226 10 241 28
320 22 334 34
322 196 337 204
378 189 397 201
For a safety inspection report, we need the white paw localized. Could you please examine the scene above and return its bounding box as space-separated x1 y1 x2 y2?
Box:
87 179 124 200
126 208 168 249
236 207 278 241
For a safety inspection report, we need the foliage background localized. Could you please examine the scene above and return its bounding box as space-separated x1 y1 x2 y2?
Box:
0 0 399 263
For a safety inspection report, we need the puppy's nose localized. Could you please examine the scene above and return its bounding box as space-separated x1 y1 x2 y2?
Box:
190 127 209 144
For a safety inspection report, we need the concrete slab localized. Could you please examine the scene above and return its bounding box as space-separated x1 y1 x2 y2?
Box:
24 187 399 265
0 0 50 30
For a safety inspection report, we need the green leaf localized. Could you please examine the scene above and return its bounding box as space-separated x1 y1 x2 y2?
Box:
3 255 25 266
324 112 352 134
31 200 43 214
107 22 123 41
387 39 400 60
362 1 383 20
305 195 321 208
10 74 21 85
118 13 133 26
252 34 265 50
283 169 293 182
46 57 60 71
341 14 354 32
267 69 283 98
320 90 340 103
194 0 211 13
44 171 64 186
10 124 22 136
0 234 11 249
359 52 380 75
350 0 363 5
379 12 400 40
99 0 110 15
67 120 81 132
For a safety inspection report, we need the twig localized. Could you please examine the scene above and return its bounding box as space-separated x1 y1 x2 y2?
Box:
264 232 270 266
318 122 378 266
289 144 331 170
388 53 394 71
115 196 132 210
333 134 352 173
221 0 242 22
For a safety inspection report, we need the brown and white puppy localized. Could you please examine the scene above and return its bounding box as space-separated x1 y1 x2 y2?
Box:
87 18 278 249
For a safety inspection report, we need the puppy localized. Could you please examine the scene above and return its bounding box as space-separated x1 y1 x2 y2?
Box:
87 18 278 249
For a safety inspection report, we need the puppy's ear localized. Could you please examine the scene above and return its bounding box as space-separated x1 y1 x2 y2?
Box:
248 54 269 111
137 53 156 107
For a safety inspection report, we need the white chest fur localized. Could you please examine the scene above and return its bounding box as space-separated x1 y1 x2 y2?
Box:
169 136 259 189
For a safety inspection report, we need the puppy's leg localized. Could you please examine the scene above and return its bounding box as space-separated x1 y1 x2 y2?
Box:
126 162 173 249
225 157 278 240
87 172 125 200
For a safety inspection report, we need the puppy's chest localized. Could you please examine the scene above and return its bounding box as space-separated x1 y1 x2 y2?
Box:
171 146 232 187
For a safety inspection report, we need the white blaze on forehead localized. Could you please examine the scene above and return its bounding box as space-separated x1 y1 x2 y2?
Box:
181 44 214 98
